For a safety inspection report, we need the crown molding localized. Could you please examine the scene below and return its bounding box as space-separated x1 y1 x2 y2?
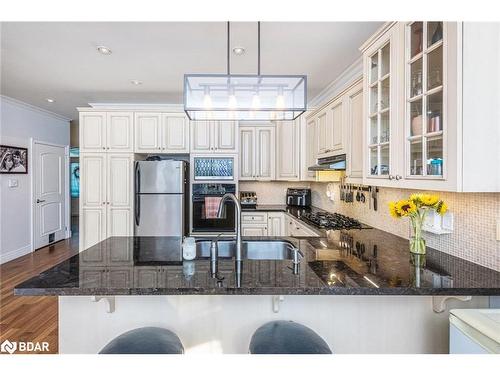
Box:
359 21 397 52
85 103 184 112
307 56 363 110
1 95 71 122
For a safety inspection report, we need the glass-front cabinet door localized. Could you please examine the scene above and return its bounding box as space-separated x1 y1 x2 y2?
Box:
367 41 392 177
405 21 445 179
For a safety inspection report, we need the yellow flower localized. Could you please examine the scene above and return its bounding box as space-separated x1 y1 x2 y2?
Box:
395 200 417 217
420 194 439 207
410 193 424 204
389 202 401 218
436 201 448 215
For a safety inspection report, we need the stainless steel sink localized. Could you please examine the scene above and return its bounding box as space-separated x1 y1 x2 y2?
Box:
196 240 302 262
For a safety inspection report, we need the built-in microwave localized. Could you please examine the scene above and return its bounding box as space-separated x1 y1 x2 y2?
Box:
192 156 235 181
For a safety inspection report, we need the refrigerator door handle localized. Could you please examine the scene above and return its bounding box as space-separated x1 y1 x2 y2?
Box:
135 162 141 194
135 194 140 226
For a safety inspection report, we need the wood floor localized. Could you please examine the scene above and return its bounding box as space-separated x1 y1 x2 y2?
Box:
0 236 78 354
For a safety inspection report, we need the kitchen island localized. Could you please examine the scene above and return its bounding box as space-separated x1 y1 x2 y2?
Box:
14 228 500 353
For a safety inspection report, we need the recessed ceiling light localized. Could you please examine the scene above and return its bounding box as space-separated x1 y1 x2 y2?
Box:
232 46 245 56
46 98 55 103
130 80 143 85
97 46 112 55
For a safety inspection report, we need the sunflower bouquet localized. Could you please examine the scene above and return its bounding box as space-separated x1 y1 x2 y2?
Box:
388 193 447 256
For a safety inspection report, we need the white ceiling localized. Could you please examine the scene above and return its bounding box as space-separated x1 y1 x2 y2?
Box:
1 22 382 120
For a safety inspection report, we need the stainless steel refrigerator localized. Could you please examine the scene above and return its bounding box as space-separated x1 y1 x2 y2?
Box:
134 160 188 236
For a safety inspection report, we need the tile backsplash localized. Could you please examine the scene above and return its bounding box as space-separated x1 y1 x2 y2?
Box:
311 182 500 272
241 181 500 271
239 181 309 205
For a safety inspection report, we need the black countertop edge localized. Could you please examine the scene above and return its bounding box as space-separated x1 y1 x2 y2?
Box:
14 287 500 297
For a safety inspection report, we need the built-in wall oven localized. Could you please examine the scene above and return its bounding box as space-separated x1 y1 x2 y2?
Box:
191 183 237 234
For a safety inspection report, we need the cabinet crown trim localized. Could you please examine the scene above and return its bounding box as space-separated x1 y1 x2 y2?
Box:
359 21 397 52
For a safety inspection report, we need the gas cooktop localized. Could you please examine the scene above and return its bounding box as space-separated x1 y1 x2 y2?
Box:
301 212 364 230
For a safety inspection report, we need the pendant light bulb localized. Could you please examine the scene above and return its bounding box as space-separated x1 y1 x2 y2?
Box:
251 91 261 109
228 87 237 109
203 87 212 109
275 87 285 109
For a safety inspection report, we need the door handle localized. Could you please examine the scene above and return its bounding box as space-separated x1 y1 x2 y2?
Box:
135 162 140 194
135 195 140 226
36 199 46 203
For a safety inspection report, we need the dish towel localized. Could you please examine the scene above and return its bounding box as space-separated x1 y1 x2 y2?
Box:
204 197 222 219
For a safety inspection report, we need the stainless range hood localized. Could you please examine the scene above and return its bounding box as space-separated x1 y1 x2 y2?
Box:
308 154 346 171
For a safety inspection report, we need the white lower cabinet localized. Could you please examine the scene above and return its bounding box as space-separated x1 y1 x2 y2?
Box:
80 153 134 250
267 212 286 236
242 225 268 236
287 216 319 237
241 211 317 238
241 212 268 236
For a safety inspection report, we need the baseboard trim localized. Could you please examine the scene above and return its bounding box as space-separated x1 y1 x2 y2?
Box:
0 244 32 265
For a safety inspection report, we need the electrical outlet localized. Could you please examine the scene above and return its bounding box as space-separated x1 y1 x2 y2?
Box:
496 219 500 241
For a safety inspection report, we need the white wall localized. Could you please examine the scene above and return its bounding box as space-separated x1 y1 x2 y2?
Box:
0 96 70 264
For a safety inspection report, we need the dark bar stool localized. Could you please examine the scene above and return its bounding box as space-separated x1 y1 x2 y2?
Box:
249 320 332 354
99 327 184 354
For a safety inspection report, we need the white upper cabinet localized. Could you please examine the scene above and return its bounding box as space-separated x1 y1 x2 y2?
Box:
191 121 237 153
360 22 500 192
315 110 328 156
80 111 134 153
135 112 189 153
107 112 134 152
214 121 238 152
80 112 106 152
161 113 189 153
328 97 345 153
362 26 399 183
346 80 364 181
276 120 300 180
191 121 212 152
255 127 275 180
135 113 162 153
303 115 317 180
239 127 254 179
239 125 275 181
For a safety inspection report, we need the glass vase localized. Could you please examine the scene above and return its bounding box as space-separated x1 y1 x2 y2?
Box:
410 236 426 255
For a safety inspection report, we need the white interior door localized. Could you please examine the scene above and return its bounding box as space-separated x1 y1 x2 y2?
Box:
33 142 67 250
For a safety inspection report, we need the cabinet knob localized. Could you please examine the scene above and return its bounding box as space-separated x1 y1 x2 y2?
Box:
388 175 395 180
102 147 106 150
395 175 402 180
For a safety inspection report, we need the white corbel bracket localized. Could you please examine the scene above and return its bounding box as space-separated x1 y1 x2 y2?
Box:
90 296 115 313
432 296 472 313
272 295 285 313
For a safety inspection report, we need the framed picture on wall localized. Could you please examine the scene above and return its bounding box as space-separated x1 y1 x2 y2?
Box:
0 145 28 174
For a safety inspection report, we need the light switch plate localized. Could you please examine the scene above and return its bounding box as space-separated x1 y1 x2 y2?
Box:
8 179 18 188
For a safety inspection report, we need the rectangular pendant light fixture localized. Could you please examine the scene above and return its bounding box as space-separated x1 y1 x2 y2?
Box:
183 22 307 121
184 74 307 121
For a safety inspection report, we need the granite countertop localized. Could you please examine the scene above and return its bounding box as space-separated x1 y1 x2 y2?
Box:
14 229 500 296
